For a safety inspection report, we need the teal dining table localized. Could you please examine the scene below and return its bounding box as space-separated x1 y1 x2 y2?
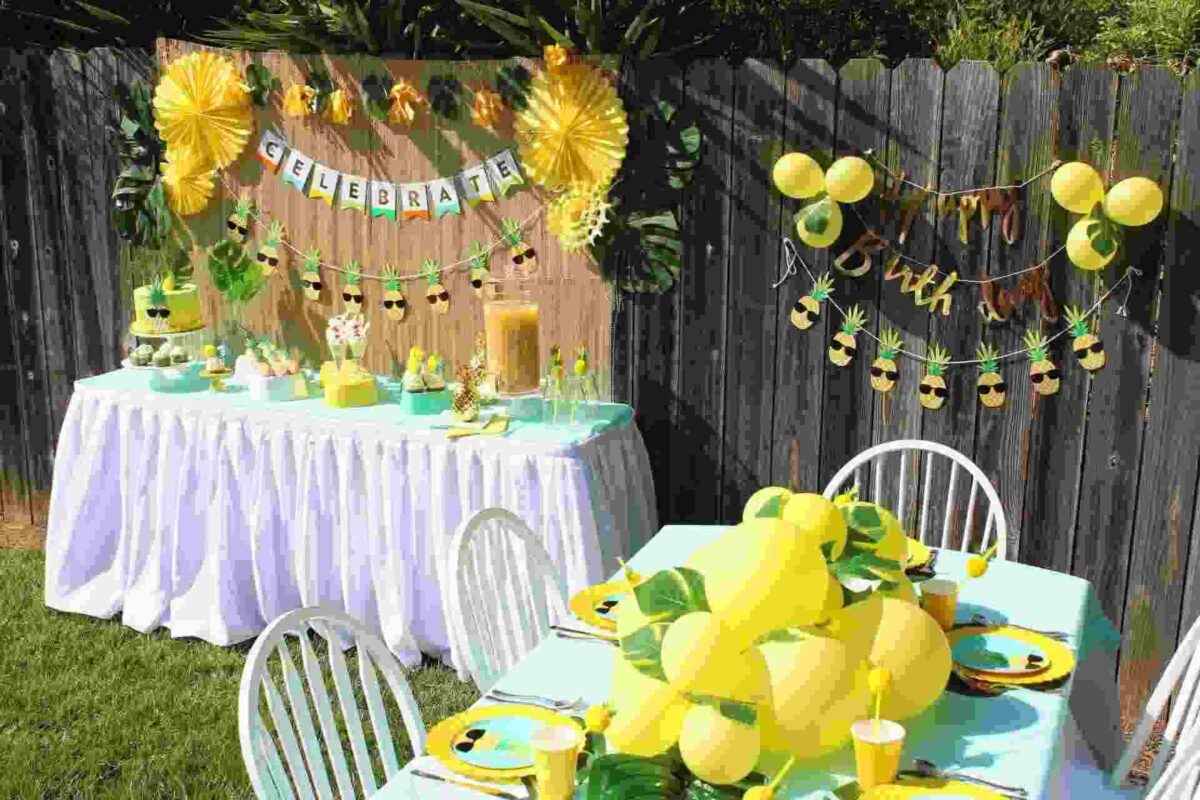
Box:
383 524 1123 799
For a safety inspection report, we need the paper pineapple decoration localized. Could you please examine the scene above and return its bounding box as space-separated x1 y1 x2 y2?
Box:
467 240 490 297
828 305 866 367
381 266 407 321
1024 329 1060 396
256 220 285 277
919 343 950 410
1064 305 1105 371
424 258 450 314
300 248 323 301
227 195 253 243
975 343 1006 409
573 347 589 378
870 328 903 393
342 260 365 313
451 365 481 422
500 218 537 275
146 277 170 332
791 272 834 331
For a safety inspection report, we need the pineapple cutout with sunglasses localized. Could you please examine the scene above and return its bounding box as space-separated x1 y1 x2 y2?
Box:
424 258 450 314
342 261 365 313
1064 305 1105 371
919 343 950 410
226 196 253 244
870 328 903 393
1024 329 1060 396
975 342 1007 409
380 266 407 321
791 272 834 331
256 220 285 277
500 218 537 275
829 305 867 367
300 248 323 301
467 240 490 297
146 277 170 333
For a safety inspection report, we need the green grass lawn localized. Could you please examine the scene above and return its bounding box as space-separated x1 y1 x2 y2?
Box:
0 550 480 799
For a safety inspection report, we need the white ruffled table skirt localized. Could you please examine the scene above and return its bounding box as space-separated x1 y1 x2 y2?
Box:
43 380 657 667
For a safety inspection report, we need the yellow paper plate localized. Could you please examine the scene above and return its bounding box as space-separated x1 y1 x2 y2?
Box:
427 704 582 783
906 537 933 569
569 581 630 633
862 776 1008 799
949 625 1076 686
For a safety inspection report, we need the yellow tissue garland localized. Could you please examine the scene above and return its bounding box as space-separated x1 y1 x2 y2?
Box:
160 147 215 216
516 62 628 191
282 83 315 117
153 51 252 170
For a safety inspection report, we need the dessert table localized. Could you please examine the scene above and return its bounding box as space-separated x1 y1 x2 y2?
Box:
385 525 1123 799
43 368 657 667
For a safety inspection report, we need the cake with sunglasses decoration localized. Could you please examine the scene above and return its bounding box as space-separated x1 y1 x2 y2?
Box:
130 266 203 335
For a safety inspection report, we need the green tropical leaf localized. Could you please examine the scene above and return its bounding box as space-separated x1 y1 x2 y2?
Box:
620 622 671 681
207 240 263 304
684 694 758 725
583 753 683 800
847 504 882 531
632 567 708 622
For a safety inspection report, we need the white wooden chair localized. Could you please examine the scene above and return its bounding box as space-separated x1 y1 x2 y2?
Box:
822 439 1008 559
444 507 570 693
239 607 426 800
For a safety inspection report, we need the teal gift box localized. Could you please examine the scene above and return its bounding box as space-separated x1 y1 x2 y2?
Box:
398 389 451 415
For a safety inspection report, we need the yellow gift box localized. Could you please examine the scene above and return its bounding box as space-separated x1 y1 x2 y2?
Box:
322 360 379 408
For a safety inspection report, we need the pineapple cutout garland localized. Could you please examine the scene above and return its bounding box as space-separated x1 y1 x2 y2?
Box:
1024 329 1060 396
451 365 481 423
424 259 450 314
256 220 285 277
500 218 537 275
829 305 867 367
300 248 323 301
919 343 950 410
342 261 365 313
467 241 490 297
227 195 253 243
870 328 903 393
975 342 1007 409
381 267 407 321
791 272 834 331
1065 305 1105 371
146 277 170 332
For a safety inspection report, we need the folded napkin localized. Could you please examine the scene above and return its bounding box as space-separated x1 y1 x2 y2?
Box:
447 415 510 439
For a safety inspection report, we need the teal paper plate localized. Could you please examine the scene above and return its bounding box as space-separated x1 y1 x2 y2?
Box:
952 632 1049 675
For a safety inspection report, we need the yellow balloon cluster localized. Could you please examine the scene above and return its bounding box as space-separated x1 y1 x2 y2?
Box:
605 488 950 782
1050 162 1163 271
773 153 875 250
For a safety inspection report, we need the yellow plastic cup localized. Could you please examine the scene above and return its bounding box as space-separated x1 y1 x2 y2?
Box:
920 578 959 631
531 724 583 800
851 719 906 790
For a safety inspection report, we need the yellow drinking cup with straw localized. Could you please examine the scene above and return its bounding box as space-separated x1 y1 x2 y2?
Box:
852 667 905 790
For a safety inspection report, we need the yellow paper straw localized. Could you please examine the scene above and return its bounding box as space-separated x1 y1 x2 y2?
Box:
769 756 796 790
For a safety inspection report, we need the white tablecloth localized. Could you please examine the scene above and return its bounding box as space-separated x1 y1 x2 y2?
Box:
43 377 657 667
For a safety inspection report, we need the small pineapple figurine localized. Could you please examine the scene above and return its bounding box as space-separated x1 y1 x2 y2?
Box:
500 218 537 275
226 195 253 243
256 220 285 277
424 259 450 314
829 305 867 367
975 342 1006 409
919 343 951 410
870 328 903 393
467 240 490 297
1064 304 1105 371
451 365 481 423
300 248 323 301
1023 329 1060 396
381 266 407 321
342 260 365 313
791 271 834 331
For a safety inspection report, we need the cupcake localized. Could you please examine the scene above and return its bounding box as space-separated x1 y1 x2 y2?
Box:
423 354 446 391
151 346 172 368
402 353 426 392
205 355 225 373
132 344 154 366
170 345 188 364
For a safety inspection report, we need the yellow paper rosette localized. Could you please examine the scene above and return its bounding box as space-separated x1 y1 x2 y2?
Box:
547 184 612 252
471 87 504 131
516 62 628 191
388 79 423 126
282 84 315 117
326 88 353 124
160 147 215 216
544 44 571 71
153 51 252 169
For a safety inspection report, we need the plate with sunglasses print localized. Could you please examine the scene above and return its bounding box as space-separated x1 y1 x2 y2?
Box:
425 704 580 782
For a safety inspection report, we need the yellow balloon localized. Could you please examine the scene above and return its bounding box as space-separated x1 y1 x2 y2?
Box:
759 635 857 733
821 570 845 619
1050 162 1104 214
686 519 832 650
1105 177 1163 227
759 657 870 759
773 153 825 199
743 486 794 522
661 612 762 697
607 655 687 756
795 200 844 249
782 493 848 560
1067 218 1117 271
679 703 762 785
824 156 874 203
877 576 918 604
841 501 907 565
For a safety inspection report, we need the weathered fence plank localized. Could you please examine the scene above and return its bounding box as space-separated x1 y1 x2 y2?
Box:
610 57 638 407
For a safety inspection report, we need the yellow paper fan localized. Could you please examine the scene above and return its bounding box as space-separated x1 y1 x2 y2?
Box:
160 147 215 216
154 51 252 169
547 185 612 252
516 62 628 191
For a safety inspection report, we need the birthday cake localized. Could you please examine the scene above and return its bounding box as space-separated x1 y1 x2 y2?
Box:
130 276 203 335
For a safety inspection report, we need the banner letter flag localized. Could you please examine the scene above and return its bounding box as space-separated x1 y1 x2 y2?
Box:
281 149 314 192
428 178 462 218
369 180 397 220
339 174 368 212
486 149 524 197
257 129 288 172
460 164 495 206
400 182 431 221
309 164 340 206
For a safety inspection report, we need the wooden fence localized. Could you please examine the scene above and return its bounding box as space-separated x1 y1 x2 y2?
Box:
611 57 1200 722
